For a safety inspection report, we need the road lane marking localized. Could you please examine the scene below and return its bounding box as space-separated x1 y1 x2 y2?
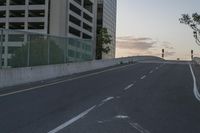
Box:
115 115 129 119
129 122 151 133
156 67 159 70
189 64 200 101
149 70 153 74
124 83 134 91
140 75 146 80
98 97 115 107
48 106 96 133
102 97 114 103
0 63 139 98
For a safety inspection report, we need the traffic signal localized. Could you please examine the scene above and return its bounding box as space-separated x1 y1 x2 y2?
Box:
162 49 164 59
191 50 194 60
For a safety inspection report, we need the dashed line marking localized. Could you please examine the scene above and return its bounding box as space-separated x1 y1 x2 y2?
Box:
98 97 115 107
140 75 146 80
129 122 151 133
102 97 114 103
124 84 134 91
149 70 153 74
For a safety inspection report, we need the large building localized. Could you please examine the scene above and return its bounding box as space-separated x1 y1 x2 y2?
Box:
0 0 97 67
97 0 117 59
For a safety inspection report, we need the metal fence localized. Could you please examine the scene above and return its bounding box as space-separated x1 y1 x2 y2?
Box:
0 29 93 69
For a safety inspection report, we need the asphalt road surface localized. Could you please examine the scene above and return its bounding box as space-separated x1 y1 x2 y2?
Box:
0 60 200 133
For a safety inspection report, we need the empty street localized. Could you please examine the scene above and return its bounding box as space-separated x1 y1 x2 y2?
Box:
0 60 200 133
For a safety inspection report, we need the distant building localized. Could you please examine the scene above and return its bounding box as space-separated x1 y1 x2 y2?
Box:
97 0 117 59
0 0 97 67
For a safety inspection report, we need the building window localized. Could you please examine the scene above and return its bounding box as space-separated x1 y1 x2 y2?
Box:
10 0 25 5
69 15 81 26
29 10 45 17
83 13 92 23
84 0 93 13
0 23 5 29
0 11 6 18
9 22 25 29
1 59 4 66
73 0 82 5
8 34 24 42
0 0 6 6
82 33 92 39
70 3 81 16
69 26 81 37
9 10 25 17
29 0 45 5
0 34 5 41
28 22 45 29
83 23 92 32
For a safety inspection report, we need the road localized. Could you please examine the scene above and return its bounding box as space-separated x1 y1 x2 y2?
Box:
0 60 200 133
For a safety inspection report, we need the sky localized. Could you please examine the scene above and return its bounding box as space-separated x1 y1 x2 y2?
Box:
116 0 200 60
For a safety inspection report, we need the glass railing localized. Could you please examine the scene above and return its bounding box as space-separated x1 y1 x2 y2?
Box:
0 29 93 69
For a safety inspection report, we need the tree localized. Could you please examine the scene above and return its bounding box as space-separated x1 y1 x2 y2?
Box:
179 13 200 45
10 39 64 68
96 27 112 59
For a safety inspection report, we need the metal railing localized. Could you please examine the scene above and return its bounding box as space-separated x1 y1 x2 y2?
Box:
0 29 93 69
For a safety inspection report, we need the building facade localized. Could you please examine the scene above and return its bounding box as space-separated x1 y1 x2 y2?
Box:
97 0 117 59
0 0 97 67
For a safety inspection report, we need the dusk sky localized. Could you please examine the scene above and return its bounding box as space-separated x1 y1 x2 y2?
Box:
116 0 200 60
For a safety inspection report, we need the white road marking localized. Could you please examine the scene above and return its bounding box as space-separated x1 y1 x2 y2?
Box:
156 67 159 70
189 64 200 101
0 63 138 98
48 106 96 133
140 75 146 80
98 97 114 107
149 70 153 74
124 83 134 91
102 97 114 103
115 115 129 119
129 122 151 133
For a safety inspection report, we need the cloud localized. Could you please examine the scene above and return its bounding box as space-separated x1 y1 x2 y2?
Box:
116 36 156 50
116 36 176 59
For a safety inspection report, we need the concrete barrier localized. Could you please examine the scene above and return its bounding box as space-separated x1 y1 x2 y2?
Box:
0 56 162 88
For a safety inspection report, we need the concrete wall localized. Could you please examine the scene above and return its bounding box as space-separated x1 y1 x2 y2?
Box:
0 56 162 88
